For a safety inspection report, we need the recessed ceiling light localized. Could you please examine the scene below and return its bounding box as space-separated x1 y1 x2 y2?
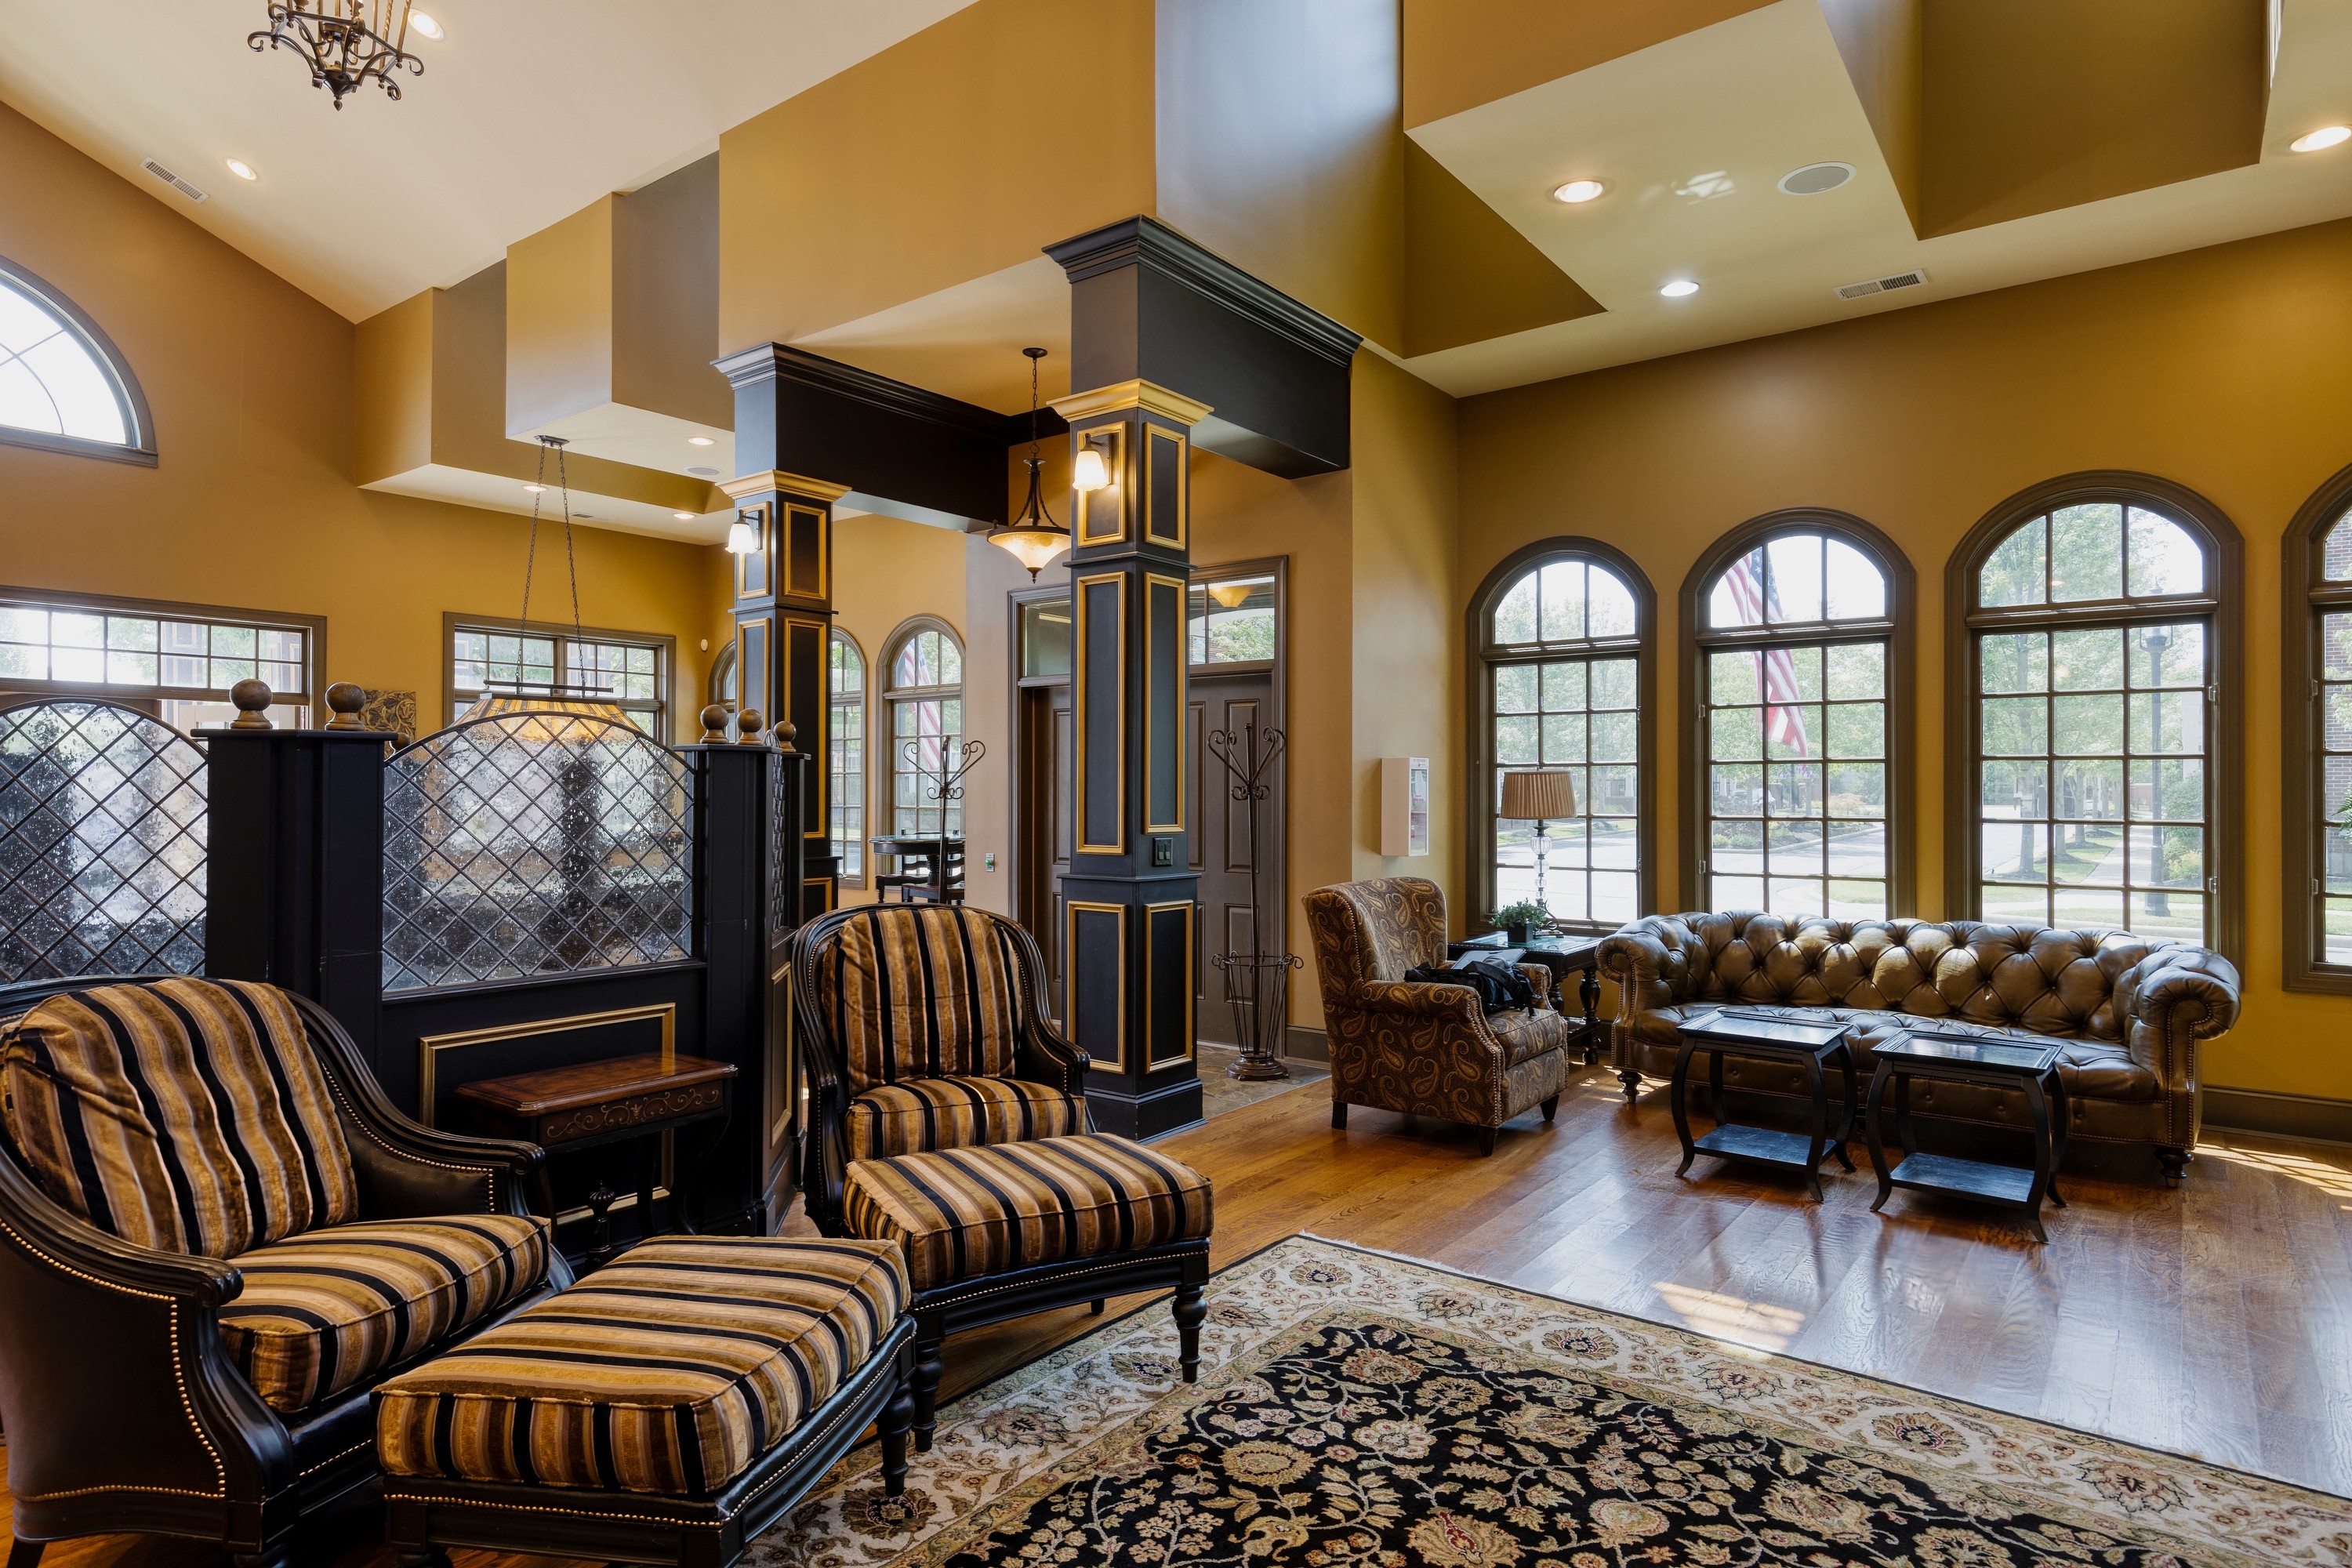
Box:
2291 125 2350 152
1660 279 1700 298
522 483 546 493
224 158 258 182
686 435 716 446
1552 178 1606 204
409 11 445 39
672 510 695 520
1777 162 1854 195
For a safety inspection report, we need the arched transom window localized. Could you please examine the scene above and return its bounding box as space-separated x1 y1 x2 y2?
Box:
1965 495 2217 941
1697 525 1895 919
886 622 963 838
0 261 150 460
1478 548 1647 929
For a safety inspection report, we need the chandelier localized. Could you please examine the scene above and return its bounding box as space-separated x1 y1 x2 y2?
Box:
249 2 424 110
986 347 1074 579
459 436 633 728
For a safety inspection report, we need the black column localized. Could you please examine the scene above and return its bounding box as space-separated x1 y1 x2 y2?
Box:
1050 381 1210 1138
203 693 390 1067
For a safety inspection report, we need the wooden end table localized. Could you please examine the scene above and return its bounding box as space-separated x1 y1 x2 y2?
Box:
456 1053 738 1269
1864 1029 2069 1243
1450 931 1604 1064
1671 1007 1857 1201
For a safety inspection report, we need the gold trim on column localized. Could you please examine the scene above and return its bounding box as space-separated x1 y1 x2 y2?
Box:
782 503 829 599
1075 425 1127 547
736 614 772 717
734 502 771 601
1067 899 1129 1073
722 470 851 504
1075 572 1128 854
1145 572 1187 836
1145 898 1196 1064
416 1004 677 1128
1051 380 1214 426
1144 426 1188 550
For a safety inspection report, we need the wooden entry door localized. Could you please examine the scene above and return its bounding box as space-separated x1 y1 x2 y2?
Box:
1017 681 1073 1010
1189 668 1282 1047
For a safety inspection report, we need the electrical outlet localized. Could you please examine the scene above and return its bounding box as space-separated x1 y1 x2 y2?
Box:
1152 837 1174 867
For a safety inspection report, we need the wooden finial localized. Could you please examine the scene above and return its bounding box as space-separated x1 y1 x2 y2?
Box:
735 708 764 745
323 682 366 730
772 720 797 754
229 679 274 730
698 703 731 743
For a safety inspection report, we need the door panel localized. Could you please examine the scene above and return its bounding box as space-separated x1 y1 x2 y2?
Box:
1191 674 1280 1047
1017 684 1075 1014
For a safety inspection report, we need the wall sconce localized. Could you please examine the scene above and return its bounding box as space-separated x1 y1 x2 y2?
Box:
1072 439 1111 492
724 510 760 554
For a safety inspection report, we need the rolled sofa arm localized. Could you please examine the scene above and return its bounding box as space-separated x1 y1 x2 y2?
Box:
2118 946 2242 1095
1599 928 1676 1018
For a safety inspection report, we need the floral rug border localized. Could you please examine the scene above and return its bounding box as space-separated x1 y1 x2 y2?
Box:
751 1235 2352 1568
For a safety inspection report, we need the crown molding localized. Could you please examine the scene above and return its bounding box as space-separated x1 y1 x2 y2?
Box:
720 470 851 503
1051 379 1214 426
1044 216 1363 368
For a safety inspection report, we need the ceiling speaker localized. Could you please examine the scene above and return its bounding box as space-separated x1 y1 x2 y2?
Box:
1778 162 1855 196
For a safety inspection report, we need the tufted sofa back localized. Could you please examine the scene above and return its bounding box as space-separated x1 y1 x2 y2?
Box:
1613 910 2237 1041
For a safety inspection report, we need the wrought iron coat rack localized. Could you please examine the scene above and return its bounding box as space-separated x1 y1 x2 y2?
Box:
1207 717 1299 1080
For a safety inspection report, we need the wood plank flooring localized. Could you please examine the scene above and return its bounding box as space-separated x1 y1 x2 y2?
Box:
12 1062 2350 1568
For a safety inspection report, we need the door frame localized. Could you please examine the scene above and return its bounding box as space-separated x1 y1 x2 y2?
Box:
1009 581 1075 967
1187 556 1290 1036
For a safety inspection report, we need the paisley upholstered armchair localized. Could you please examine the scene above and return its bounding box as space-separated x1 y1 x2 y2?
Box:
1303 877 1576 1155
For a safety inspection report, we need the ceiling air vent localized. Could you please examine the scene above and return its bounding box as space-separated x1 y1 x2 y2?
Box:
140 158 209 204
1835 267 1927 302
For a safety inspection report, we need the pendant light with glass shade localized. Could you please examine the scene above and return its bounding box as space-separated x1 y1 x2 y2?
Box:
987 347 1076 579
459 435 633 727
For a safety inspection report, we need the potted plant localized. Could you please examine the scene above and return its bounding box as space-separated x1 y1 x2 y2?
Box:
1490 901 1548 946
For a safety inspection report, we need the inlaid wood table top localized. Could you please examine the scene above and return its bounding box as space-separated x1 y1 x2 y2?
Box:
454 1053 737 1145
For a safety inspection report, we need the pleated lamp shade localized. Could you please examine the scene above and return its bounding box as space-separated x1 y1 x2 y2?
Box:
1497 768 1578 822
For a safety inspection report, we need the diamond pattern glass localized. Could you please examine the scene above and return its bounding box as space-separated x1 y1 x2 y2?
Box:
383 713 693 991
0 700 205 978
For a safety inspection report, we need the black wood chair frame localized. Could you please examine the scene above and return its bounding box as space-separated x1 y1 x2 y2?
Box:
0 975 563 1568
384 1325 913 1568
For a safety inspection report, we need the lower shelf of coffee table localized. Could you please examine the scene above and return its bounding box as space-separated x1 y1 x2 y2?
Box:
1886 1151 2038 1205
1692 1123 1835 1170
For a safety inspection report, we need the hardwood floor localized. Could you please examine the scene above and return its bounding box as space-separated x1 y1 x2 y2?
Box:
11 1062 2349 1567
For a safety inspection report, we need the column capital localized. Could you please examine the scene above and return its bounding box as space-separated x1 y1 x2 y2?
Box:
1051 379 1214 429
721 469 851 504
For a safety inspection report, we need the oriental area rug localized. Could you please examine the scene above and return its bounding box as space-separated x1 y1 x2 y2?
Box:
747 1236 2350 1568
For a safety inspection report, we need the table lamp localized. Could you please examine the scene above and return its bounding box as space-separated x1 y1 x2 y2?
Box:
1498 768 1579 923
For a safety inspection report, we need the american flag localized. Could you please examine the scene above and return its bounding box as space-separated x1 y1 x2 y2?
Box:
1722 554 1809 757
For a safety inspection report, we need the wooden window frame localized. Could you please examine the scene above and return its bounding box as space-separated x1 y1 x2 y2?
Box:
0 255 158 466
1942 471 2242 959
882 614 964 842
828 626 867 887
0 583 323 728
2283 460 2352 991
1466 537 1657 933
442 612 676 740
1679 510 1915 916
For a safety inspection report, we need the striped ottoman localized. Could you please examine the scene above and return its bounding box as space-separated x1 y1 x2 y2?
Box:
374 1236 914 1568
839 1132 1213 1450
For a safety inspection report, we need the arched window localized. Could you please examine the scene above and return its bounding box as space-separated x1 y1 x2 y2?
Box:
1684 514 1913 918
884 618 963 839
1471 540 1654 929
2282 464 2352 989
829 630 866 881
0 257 154 464
1947 476 2239 949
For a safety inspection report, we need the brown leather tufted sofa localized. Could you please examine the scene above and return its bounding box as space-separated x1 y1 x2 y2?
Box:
1599 912 2241 1185
1305 877 1577 1155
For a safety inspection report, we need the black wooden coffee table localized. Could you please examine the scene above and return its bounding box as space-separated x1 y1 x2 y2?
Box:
1670 1007 1857 1201
1864 1029 2069 1242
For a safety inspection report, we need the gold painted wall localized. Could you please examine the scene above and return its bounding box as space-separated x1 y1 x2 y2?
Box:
0 101 717 740
1459 216 2352 1100
1401 0 1777 129
717 0 1156 352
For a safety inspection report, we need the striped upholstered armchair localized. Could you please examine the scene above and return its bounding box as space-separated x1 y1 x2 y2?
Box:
789 903 1089 1234
0 975 562 1568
